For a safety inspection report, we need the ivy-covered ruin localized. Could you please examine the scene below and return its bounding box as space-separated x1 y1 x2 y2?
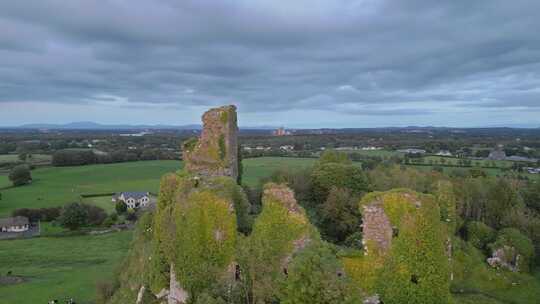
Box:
108 105 455 304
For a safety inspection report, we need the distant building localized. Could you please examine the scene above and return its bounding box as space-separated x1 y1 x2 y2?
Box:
113 192 151 209
0 216 30 233
362 146 382 151
488 150 507 161
280 145 294 151
525 167 540 174
273 127 290 136
436 150 452 156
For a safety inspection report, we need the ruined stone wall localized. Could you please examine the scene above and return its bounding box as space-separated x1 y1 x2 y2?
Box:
183 105 238 181
361 204 393 255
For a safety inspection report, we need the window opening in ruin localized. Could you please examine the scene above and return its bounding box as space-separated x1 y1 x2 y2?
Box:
235 264 241 281
392 227 399 237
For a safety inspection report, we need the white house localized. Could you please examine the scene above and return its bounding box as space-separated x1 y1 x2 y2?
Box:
436 150 453 156
0 216 30 232
113 192 151 209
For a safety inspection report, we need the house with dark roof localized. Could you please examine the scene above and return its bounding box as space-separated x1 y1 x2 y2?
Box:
113 192 151 209
0 216 30 233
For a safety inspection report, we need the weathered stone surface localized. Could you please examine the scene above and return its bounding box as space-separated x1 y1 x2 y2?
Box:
183 105 238 181
361 205 393 255
169 265 189 304
487 246 520 272
263 183 302 215
363 294 380 304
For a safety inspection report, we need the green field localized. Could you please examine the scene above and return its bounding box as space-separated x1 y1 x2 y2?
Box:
0 158 323 217
241 157 317 186
82 196 118 214
0 231 132 304
0 160 182 217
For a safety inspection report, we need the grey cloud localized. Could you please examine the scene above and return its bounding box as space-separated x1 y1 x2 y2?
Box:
0 0 539 126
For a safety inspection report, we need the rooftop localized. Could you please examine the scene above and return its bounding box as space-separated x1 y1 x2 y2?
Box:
0 216 29 227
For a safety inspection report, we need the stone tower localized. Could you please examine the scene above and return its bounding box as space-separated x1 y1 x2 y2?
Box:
182 105 238 181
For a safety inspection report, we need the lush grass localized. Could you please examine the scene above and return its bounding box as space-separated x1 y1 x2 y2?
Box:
452 241 540 304
0 160 182 217
241 157 317 186
0 174 9 188
39 221 69 236
0 231 132 304
82 196 117 214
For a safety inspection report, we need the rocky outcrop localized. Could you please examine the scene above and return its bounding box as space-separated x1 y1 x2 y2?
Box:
183 105 238 181
487 246 521 272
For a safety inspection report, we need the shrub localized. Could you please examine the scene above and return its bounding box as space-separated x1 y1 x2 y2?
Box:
58 202 89 230
318 150 352 165
12 207 61 222
8 164 32 186
125 209 138 222
57 203 106 229
319 187 361 243
85 204 107 226
280 244 361 304
466 221 496 250
115 200 128 214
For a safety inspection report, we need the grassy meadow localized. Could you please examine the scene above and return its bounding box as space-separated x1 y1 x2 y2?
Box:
0 160 182 217
0 231 132 304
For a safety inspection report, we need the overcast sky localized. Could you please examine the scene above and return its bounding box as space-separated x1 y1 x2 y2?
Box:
1 0 539 128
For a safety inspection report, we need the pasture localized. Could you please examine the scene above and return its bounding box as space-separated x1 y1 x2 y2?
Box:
0 157 322 217
0 231 132 304
0 160 182 217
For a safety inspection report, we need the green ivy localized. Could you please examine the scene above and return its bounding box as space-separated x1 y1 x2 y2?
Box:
173 190 237 299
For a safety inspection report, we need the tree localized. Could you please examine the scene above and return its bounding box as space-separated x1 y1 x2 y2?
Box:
18 152 28 162
8 164 32 186
115 200 128 214
58 202 88 230
281 244 361 304
319 187 360 243
318 150 352 165
311 163 368 205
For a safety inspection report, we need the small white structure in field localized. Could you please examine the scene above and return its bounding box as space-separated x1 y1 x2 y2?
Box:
0 216 30 232
113 192 151 209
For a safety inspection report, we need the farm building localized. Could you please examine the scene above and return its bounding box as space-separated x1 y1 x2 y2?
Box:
113 191 151 209
0 216 30 232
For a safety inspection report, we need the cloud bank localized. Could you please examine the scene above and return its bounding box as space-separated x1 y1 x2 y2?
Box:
0 0 539 127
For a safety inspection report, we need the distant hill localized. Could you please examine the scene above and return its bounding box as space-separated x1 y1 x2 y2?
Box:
17 122 202 130
13 121 279 130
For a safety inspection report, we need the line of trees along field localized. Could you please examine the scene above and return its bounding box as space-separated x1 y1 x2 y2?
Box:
51 148 177 166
